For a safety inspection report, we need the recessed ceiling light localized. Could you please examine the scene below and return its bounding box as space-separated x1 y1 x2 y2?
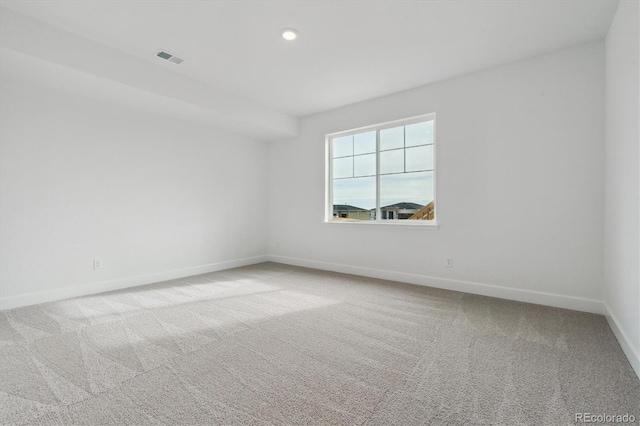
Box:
281 28 298 41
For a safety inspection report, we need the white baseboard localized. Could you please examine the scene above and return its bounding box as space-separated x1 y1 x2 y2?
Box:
604 302 640 379
267 254 604 314
0 255 268 311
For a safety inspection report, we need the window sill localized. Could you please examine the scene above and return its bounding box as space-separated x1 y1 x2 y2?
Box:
323 220 439 229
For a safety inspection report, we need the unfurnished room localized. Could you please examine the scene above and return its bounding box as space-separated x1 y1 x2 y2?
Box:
0 1 639 425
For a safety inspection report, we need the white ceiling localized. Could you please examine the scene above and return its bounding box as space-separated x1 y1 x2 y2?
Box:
0 0 618 136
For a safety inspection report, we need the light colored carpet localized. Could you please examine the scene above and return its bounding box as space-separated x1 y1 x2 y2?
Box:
1 262 638 425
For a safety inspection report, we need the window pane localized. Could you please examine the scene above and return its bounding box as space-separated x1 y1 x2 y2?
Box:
380 149 404 174
406 145 433 172
380 171 434 219
354 153 376 177
380 126 404 151
332 176 376 221
328 115 435 223
333 135 353 158
406 121 434 147
425 120 434 144
333 157 352 179
354 131 376 155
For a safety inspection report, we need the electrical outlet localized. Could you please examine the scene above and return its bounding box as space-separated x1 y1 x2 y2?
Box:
93 259 103 270
445 257 453 267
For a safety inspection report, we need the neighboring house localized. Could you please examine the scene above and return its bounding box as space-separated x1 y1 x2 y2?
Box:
408 200 435 220
337 202 434 220
377 202 425 220
333 204 370 220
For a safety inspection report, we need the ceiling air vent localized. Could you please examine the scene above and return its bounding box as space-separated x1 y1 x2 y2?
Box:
156 50 183 64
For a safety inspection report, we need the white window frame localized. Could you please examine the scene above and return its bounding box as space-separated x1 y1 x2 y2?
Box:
325 113 438 228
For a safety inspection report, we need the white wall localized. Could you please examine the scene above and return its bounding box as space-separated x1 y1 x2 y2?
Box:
268 42 605 313
604 0 640 376
0 78 268 309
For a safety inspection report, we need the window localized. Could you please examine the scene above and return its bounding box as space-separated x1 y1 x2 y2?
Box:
326 113 436 224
